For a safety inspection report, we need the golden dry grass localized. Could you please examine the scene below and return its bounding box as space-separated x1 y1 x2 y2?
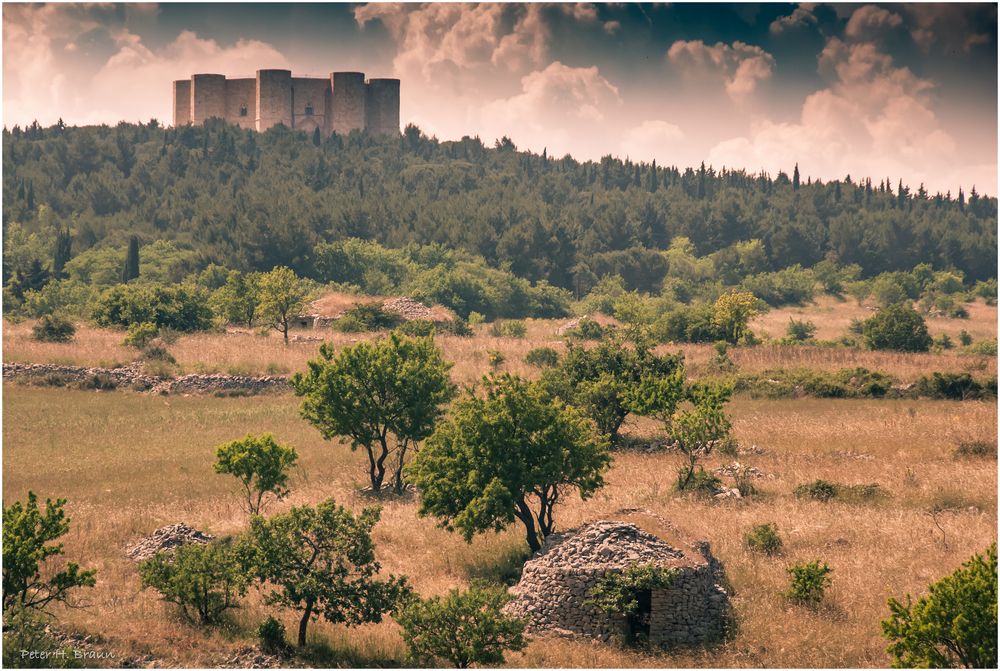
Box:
3 315 995 385
3 385 996 668
751 295 998 343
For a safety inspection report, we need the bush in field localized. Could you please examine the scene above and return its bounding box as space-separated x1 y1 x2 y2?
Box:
257 267 309 344
785 560 832 606
914 372 995 400
487 349 506 368
863 304 932 352
410 373 610 553
395 319 436 337
2 606 83 668
786 318 817 342
568 317 608 340
489 319 527 338
91 282 212 331
2 492 96 612
243 499 409 647
744 523 783 556
525 346 560 368
739 265 815 306
122 321 159 349
794 479 838 502
294 333 456 494
211 270 261 327
213 434 299 516
139 541 247 625
333 303 404 332
397 584 528 668
712 290 759 344
954 440 997 459
257 616 290 656
540 337 683 444
882 543 996 668
30 315 76 343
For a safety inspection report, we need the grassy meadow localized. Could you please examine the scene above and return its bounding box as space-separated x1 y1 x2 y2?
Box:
2 306 997 667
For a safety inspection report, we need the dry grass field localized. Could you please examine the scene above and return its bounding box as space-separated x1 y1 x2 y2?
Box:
3 380 996 668
3 309 996 385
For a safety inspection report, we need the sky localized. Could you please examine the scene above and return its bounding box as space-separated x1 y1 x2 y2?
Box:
3 2 997 194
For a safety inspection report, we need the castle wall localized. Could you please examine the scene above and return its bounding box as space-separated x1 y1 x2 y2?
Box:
190 74 226 124
224 78 256 130
173 80 191 126
256 69 292 131
291 77 330 134
331 72 367 136
366 78 400 136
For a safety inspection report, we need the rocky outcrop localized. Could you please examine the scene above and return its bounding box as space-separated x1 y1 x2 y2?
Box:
504 517 731 647
125 523 214 561
381 296 453 322
2 362 290 396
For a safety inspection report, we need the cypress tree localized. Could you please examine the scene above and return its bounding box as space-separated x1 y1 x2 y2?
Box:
122 235 140 283
53 228 72 278
312 127 321 147
792 163 800 191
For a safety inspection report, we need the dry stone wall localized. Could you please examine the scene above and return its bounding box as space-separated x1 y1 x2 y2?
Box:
2 362 290 396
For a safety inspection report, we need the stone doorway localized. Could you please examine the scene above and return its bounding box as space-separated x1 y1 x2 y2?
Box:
627 589 653 644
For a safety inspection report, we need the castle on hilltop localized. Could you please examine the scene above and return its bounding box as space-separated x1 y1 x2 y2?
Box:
172 70 399 136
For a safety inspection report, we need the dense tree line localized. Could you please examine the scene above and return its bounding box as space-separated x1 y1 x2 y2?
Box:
3 119 996 310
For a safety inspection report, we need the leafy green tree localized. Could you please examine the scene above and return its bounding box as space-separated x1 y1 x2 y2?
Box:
2 492 96 612
712 290 759 343
397 583 528 668
121 235 140 283
139 541 247 624
410 373 610 552
212 270 261 328
786 317 817 342
540 337 683 444
30 315 75 343
863 303 933 352
91 283 213 331
243 499 408 647
294 333 456 494
257 266 308 344
213 434 299 515
881 543 997 669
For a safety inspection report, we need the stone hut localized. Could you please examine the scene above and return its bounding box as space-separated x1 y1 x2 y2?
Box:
504 510 731 647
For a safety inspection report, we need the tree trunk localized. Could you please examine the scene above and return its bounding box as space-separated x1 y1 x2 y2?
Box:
298 600 314 647
391 441 409 494
282 319 289 344
515 499 541 553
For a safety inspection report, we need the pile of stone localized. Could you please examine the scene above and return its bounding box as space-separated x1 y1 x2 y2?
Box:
219 646 285 669
125 523 214 562
382 296 450 322
504 518 730 647
3 362 291 396
712 462 767 479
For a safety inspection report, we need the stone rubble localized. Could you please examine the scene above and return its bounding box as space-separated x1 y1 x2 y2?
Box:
218 646 285 669
504 518 731 647
381 296 450 322
125 523 214 562
3 362 290 396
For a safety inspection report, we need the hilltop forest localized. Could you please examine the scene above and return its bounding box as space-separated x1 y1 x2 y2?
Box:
3 119 997 320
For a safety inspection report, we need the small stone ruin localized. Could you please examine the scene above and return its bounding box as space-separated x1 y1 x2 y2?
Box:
125 523 214 562
504 510 731 647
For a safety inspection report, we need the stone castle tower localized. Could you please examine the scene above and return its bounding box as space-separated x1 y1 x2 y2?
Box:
172 70 399 136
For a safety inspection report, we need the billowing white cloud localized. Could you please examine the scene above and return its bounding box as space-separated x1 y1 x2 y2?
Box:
479 61 621 158
620 120 685 162
769 5 818 35
667 40 774 101
708 38 992 194
844 5 903 41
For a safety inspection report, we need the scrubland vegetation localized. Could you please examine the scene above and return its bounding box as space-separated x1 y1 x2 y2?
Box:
3 121 997 668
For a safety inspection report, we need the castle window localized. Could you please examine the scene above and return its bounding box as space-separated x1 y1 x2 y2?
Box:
304 103 314 116
239 104 248 117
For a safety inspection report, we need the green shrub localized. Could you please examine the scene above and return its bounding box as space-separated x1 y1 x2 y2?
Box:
955 440 997 459
794 479 838 502
122 322 159 349
678 467 723 496
965 338 998 356
785 560 832 606
30 315 76 343
959 330 973 346
333 303 404 332
2 607 83 668
863 304 932 352
882 543 996 668
934 334 954 350
257 616 289 656
487 350 506 368
744 523 783 556
588 564 677 617
138 541 247 624
142 344 176 364
91 282 213 331
490 320 527 338
786 318 817 342
525 346 560 368
739 265 815 306
568 317 608 340
397 583 528 668
213 434 299 516
914 372 994 400
395 319 436 337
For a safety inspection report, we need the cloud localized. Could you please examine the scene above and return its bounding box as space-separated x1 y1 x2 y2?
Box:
902 4 995 53
620 120 685 162
667 40 774 100
707 38 990 193
844 5 903 41
479 61 621 157
769 5 818 34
